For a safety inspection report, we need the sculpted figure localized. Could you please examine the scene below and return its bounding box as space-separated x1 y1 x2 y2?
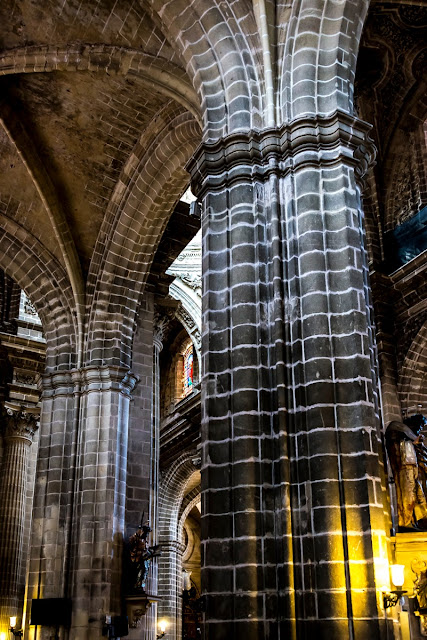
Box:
129 519 161 590
386 414 427 532
412 559 427 614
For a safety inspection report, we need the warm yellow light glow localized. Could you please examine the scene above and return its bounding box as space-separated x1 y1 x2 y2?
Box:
10 616 17 629
390 564 405 587
159 619 167 633
0 632 7 640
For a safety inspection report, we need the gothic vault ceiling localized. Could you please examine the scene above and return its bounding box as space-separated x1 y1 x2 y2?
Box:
0 0 199 280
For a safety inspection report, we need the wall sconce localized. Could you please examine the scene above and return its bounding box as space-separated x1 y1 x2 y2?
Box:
157 620 167 638
9 617 23 638
384 564 407 608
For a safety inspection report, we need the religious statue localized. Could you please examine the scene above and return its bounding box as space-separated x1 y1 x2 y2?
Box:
385 414 427 532
129 515 162 591
412 559 427 613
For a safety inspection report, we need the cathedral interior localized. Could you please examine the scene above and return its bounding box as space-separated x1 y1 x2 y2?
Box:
0 1 426 639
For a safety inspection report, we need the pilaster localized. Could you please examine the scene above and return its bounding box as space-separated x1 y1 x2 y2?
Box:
0 404 39 630
70 366 139 640
370 270 402 424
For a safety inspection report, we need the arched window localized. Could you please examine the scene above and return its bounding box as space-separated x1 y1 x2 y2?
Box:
183 343 194 397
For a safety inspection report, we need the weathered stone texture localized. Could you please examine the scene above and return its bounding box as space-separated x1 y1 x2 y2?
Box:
0 1 425 639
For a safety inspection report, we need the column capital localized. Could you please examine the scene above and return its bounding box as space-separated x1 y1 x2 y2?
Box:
2 402 39 443
75 365 140 397
187 110 376 196
153 307 177 352
41 366 140 398
153 335 163 353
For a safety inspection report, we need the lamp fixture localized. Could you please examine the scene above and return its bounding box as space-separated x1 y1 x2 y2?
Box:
157 620 167 638
390 564 405 587
383 564 407 609
9 617 23 638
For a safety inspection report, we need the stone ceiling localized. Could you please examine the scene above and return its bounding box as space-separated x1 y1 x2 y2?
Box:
0 0 196 278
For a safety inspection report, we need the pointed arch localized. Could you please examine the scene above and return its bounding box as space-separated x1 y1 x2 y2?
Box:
0 44 199 119
0 215 78 370
159 453 201 539
280 0 370 121
85 107 201 367
399 317 427 414
148 0 263 138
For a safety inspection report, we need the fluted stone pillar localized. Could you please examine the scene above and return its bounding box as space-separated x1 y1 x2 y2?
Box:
0 403 39 630
188 112 391 640
144 333 163 640
27 366 139 640
70 366 139 640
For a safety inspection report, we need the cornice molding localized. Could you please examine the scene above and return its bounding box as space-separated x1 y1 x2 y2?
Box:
187 110 376 196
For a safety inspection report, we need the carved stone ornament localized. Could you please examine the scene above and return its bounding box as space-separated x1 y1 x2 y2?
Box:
177 308 196 331
23 294 38 317
14 372 38 386
192 456 201 469
180 273 202 292
153 308 176 346
129 607 147 629
125 594 161 629
3 402 40 442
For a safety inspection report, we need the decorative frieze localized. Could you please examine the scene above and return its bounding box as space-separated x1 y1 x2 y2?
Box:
179 273 201 293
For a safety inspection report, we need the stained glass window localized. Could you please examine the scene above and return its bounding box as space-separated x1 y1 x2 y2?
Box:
183 344 194 397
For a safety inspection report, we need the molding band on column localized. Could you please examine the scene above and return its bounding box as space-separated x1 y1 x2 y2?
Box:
187 109 376 195
74 365 140 396
42 366 140 399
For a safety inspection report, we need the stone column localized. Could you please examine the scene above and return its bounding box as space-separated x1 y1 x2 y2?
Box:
27 366 139 640
0 403 39 630
27 370 78 621
157 539 185 640
188 112 390 640
189 131 282 640
281 113 390 640
131 332 162 640
70 366 139 640
124 299 156 640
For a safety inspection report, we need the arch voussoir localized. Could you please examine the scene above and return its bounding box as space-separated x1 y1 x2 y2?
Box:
0 216 78 370
86 110 201 367
281 0 370 120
